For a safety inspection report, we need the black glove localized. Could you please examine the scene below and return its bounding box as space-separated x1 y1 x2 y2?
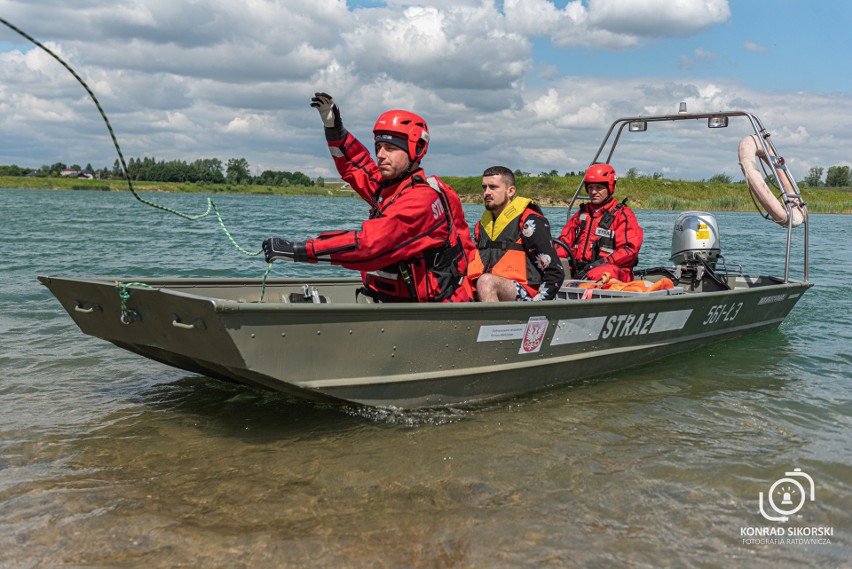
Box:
310 92 343 131
262 238 309 263
574 258 605 280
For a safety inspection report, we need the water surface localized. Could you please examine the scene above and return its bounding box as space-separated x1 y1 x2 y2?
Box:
1 188 849 568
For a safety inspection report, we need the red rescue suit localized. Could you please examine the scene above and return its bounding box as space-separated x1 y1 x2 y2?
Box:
427 175 480 275
557 198 643 282
306 130 473 302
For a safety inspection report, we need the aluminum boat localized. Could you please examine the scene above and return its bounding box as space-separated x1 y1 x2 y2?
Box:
39 109 812 409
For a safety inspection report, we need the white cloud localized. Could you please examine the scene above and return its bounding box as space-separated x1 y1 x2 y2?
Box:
587 0 731 37
0 0 849 184
679 47 717 70
744 41 769 54
152 111 196 132
505 0 731 50
503 0 586 37
342 3 532 92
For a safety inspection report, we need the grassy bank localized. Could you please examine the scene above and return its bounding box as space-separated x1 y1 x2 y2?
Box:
0 176 345 198
443 175 852 214
3 175 850 213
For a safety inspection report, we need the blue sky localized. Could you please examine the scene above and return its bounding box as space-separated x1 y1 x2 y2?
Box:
535 1 851 93
1 0 850 181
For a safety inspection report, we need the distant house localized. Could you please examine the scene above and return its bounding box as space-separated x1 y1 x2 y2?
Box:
320 177 350 189
58 169 94 179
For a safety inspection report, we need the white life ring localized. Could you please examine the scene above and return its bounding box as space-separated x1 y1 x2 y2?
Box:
738 134 805 227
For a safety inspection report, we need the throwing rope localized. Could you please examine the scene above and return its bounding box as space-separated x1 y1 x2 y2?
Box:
1 17 275 304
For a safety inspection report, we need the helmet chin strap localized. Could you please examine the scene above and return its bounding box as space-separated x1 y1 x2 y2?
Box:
382 159 419 187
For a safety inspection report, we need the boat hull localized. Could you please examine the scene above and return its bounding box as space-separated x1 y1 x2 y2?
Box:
38 276 811 409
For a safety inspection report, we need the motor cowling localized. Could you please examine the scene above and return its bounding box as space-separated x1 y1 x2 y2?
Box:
671 211 721 267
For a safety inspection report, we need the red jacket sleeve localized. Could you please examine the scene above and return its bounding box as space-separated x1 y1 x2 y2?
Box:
307 184 450 272
606 207 643 268
327 130 383 204
557 214 579 254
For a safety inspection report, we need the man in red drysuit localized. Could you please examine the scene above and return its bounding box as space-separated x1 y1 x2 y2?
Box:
556 164 643 282
262 93 474 302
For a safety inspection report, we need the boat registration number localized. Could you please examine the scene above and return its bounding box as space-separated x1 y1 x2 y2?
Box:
703 302 743 325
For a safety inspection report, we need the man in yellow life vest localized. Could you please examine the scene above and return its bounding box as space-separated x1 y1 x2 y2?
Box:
468 166 565 301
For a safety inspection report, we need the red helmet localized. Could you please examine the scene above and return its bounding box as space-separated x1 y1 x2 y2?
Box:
373 110 430 163
584 163 617 195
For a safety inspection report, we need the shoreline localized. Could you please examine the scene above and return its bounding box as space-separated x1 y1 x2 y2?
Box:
2 177 850 213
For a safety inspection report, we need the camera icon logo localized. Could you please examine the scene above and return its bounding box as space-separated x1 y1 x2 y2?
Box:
759 468 815 522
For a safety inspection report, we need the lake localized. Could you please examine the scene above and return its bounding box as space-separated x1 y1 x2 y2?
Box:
1 188 849 568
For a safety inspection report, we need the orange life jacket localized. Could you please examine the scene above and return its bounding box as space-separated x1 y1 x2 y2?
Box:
469 197 542 291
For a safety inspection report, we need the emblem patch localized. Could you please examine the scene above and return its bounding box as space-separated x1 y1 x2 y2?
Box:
519 316 549 354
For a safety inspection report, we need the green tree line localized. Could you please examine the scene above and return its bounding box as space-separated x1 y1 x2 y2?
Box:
2 158 850 189
0 157 315 187
800 165 851 188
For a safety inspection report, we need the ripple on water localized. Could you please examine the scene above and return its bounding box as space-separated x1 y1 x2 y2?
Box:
1 193 849 567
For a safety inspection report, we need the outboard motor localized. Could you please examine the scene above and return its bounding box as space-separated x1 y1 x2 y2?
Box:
671 211 721 267
670 211 729 291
